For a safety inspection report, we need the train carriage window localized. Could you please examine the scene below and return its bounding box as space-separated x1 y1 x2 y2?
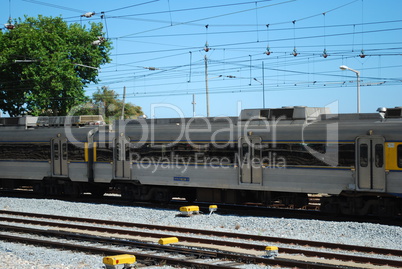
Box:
242 143 249 164
95 142 113 162
161 144 167 157
67 143 85 161
253 143 262 163
116 143 121 161
62 142 68 160
375 144 384 168
252 142 355 168
360 144 368 167
54 142 59 160
129 143 142 161
0 143 51 160
207 143 237 164
130 142 237 165
262 143 330 167
125 144 130 161
304 143 326 154
338 144 355 167
398 145 402 168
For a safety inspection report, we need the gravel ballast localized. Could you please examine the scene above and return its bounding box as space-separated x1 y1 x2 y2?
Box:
0 197 401 268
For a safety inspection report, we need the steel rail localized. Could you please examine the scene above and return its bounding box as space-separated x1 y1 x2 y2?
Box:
0 233 234 269
1 210 401 257
0 215 401 267
0 224 358 269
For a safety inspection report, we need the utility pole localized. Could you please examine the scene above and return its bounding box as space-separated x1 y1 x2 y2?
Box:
204 55 210 117
121 86 126 120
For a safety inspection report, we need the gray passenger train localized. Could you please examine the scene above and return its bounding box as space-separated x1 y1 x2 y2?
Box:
0 106 401 216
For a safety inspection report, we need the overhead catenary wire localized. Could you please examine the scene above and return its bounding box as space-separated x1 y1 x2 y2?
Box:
109 27 402 58
95 49 401 87
3 0 401 115
102 80 399 100
69 0 358 29
102 0 359 38
22 0 87 14
29 0 396 82
85 58 402 90
103 0 160 14
95 0 276 20
118 19 402 39
118 0 297 38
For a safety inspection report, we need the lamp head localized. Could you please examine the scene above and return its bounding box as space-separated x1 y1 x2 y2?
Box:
339 65 348 70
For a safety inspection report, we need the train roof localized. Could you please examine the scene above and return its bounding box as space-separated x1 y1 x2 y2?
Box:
0 127 94 142
117 106 402 127
2 106 402 129
1 107 401 143
0 115 105 128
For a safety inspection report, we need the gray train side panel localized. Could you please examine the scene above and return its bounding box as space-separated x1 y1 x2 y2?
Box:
387 172 402 194
263 168 354 194
69 163 89 182
131 164 353 194
0 161 50 180
132 165 238 189
94 163 113 183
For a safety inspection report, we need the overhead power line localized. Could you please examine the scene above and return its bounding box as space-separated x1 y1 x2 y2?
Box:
120 19 402 39
118 0 297 38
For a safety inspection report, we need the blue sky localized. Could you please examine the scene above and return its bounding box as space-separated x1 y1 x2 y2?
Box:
2 0 402 118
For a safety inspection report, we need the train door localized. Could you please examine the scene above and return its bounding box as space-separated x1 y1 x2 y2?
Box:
114 135 131 179
238 136 262 184
356 136 385 191
51 137 68 177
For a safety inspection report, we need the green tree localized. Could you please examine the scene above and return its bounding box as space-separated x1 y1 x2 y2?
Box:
0 15 112 116
75 86 143 122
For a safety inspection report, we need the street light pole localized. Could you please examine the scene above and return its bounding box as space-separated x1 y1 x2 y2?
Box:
340 65 360 113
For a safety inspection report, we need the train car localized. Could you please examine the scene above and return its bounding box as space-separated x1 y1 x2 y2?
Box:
0 115 102 196
105 106 402 216
0 106 401 216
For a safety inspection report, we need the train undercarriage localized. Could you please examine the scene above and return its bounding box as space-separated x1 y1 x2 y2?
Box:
321 192 402 216
1 177 401 217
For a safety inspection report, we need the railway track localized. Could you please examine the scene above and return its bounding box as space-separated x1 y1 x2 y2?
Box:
0 226 355 269
0 210 401 268
0 232 237 268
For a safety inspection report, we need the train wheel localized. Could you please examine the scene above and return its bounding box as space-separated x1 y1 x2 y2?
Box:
64 183 81 198
33 183 46 196
90 185 108 198
120 185 135 201
184 191 197 203
154 188 172 203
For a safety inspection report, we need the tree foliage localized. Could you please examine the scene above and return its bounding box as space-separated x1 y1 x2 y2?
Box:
0 15 112 116
75 86 143 122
